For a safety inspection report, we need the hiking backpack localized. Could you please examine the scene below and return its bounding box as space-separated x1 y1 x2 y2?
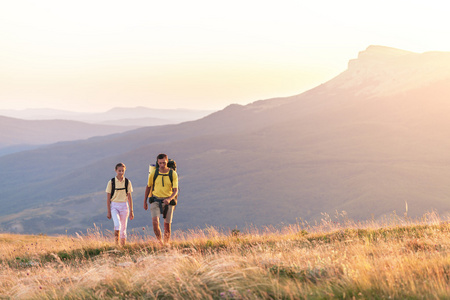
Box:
110 177 129 199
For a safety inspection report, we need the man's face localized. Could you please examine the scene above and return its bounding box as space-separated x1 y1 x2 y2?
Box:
158 158 168 169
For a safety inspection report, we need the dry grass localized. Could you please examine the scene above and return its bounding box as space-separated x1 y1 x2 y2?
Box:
2 211 450 299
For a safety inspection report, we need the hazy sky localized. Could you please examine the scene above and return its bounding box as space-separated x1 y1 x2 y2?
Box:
1 0 449 112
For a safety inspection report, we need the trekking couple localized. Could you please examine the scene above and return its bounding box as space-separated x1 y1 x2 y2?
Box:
105 153 178 246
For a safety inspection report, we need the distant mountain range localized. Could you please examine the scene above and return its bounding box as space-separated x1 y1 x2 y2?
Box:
0 107 215 156
0 116 138 156
2 45 450 235
0 107 215 126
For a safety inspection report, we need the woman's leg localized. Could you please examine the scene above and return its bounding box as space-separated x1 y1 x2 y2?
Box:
110 202 121 244
118 203 130 244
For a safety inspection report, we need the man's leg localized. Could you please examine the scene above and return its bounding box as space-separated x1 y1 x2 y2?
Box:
152 216 163 245
164 222 171 244
163 205 175 244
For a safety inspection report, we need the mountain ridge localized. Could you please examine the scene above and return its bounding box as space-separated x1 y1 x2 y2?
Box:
325 45 450 97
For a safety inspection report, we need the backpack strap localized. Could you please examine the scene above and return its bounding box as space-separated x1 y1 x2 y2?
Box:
152 168 159 189
110 178 116 199
168 169 178 202
168 169 173 184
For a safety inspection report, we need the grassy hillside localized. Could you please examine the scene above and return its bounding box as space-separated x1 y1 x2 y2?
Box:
2 213 450 299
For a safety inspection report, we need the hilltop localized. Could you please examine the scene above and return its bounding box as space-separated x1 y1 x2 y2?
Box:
1 213 449 299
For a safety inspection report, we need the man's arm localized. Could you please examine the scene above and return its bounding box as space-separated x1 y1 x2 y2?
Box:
144 185 152 210
164 188 178 205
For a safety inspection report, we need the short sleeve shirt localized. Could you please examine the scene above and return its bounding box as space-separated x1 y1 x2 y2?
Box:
106 177 133 203
147 169 178 198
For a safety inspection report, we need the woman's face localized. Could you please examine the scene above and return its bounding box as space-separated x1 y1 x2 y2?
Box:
115 166 125 178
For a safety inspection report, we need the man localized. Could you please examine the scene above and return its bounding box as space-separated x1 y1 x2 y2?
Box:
144 153 178 245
